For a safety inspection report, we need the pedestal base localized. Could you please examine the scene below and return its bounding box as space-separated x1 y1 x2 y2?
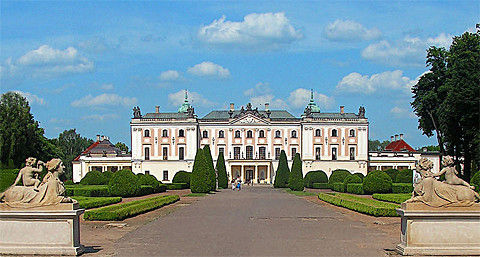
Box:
396 203 480 256
0 203 85 256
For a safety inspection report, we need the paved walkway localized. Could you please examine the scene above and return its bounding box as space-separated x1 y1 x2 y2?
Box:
114 186 398 256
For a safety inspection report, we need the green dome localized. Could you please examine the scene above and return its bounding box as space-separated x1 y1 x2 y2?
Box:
306 89 320 113
178 90 191 113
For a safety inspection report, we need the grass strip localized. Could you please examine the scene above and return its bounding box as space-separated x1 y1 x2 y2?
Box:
71 196 122 209
283 188 317 196
372 193 411 204
84 195 180 221
184 193 206 197
318 192 400 217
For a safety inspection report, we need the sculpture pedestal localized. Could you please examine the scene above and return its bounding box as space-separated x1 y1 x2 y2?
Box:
0 203 85 256
396 202 480 256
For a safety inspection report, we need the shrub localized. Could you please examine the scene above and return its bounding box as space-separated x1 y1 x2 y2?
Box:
84 195 179 221
363 170 392 194
343 174 362 185
312 183 330 189
103 170 114 182
274 150 290 188
395 169 413 183
328 169 351 185
318 192 399 217
71 196 122 209
372 193 411 204
288 153 304 191
65 185 110 197
216 152 228 189
304 170 328 188
191 148 210 193
137 185 155 196
470 170 480 193
392 183 413 193
352 173 365 180
64 180 75 185
165 183 188 190
137 173 162 192
108 169 141 197
330 182 345 192
346 183 364 194
80 170 107 185
203 145 216 191
383 168 399 181
172 171 191 188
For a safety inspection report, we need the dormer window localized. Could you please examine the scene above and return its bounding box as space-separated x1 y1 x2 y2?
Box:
144 129 150 137
162 129 168 137
247 130 253 138
235 130 241 138
291 130 297 138
332 129 338 137
315 129 321 137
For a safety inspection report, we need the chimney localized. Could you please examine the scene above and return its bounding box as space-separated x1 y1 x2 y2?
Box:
395 134 399 141
265 103 270 111
340 106 345 114
399 134 404 140
391 136 394 142
155 106 159 113
96 134 100 142
230 103 234 111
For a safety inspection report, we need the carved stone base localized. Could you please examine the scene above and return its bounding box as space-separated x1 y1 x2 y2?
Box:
396 202 480 256
0 203 84 256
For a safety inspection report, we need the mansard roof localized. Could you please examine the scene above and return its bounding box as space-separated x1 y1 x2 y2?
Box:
201 110 297 121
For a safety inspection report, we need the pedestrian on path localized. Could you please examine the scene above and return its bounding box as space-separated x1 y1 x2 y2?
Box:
231 179 236 191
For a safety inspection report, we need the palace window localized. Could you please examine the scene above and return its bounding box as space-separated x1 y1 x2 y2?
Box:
332 129 338 137
315 129 321 137
275 148 281 160
332 147 337 160
259 130 265 138
349 129 355 137
275 130 281 138
145 147 150 160
350 147 355 160
163 147 168 160
247 130 253 138
219 147 224 156
179 129 185 137
246 146 253 160
291 130 297 138
291 148 297 160
163 170 168 181
234 147 241 159
219 130 225 138
162 129 168 137
235 130 241 138
179 147 184 160
259 147 266 159
202 130 208 139
315 147 321 160
144 129 150 137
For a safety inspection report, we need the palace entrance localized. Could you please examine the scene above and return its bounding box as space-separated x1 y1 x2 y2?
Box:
229 162 272 184
246 170 254 182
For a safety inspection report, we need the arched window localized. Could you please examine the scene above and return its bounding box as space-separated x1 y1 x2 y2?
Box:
291 130 297 138
315 129 321 137
332 129 338 137
349 129 355 137
259 130 265 138
247 130 253 138
218 130 225 138
162 129 168 137
235 130 241 138
275 130 281 138
178 129 184 137
144 129 150 137
202 130 208 138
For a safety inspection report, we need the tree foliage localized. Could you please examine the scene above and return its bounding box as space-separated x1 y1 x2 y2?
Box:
288 153 304 191
274 150 290 188
368 139 390 151
412 28 480 180
190 148 210 193
203 145 216 191
115 142 129 153
216 152 228 189
54 129 94 179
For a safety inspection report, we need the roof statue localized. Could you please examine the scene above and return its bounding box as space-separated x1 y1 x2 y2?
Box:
178 90 191 113
233 103 266 119
133 106 142 118
304 89 321 114
358 106 365 118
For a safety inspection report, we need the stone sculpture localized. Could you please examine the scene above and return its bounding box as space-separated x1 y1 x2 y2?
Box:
133 106 142 118
12 157 44 191
406 157 480 207
0 158 73 208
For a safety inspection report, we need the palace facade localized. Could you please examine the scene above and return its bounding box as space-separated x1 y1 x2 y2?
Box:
129 91 369 183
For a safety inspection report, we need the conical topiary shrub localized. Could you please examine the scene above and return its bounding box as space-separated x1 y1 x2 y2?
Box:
216 152 228 189
203 145 216 191
274 150 290 188
191 148 210 193
288 153 304 191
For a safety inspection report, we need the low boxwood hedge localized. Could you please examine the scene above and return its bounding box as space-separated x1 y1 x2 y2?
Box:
72 196 122 209
165 183 188 190
304 170 328 188
346 183 365 194
172 171 191 188
65 185 110 197
395 169 413 183
392 183 413 193
84 195 180 221
137 173 163 193
318 192 400 217
330 182 345 192
372 193 411 204
312 183 330 189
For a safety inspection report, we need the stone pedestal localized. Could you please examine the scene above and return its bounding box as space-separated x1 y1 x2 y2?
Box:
0 203 85 256
396 202 480 256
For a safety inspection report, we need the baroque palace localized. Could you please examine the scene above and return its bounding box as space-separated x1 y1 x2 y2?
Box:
128 91 369 183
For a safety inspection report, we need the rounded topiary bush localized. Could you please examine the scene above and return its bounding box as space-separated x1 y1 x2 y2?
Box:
108 169 141 197
80 170 107 185
363 170 392 194
173 171 191 188
383 168 399 181
137 173 162 192
343 174 362 185
103 170 114 183
395 169 413 183
304 170 328 188
328 169 351 185
471 170 480 193
352 173 364 181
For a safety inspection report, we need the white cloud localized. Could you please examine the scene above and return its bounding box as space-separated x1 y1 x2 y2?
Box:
81 114 120 121
243 82 272 97
13 90 46 106
71 93 137 107
1 45 94 79
336 70 419 94
49 118 71 124
101 84 114 91
287 88 335 109
187 61 230 79
250 94 288 109
362 33 453 66
390 106 416 119
168 90 215 107
197 12 302 50
159 70 182 81
324 20 381 41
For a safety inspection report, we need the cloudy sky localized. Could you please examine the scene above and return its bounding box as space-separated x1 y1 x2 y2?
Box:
1 1 477 148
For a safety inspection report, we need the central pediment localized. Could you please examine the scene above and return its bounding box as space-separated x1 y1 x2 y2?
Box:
230 113 270 125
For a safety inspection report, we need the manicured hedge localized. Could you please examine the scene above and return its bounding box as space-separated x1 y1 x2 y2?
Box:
65 185 110 197
108 169 141 197
84 195 180 221
343 174 362 187
346 183 365 195
312 183 330 189
328 169 351 185
80 170 108 185
165 183 188 190
330 182 345 192
137 173 163 193
72 196 122 209
318 192 400 217
288 153 304 191
363 170 392 194
383 168 399 181
352 173 365 180
304 170 328 188
392 183 413 193
372 193 411 204
395 169 413 183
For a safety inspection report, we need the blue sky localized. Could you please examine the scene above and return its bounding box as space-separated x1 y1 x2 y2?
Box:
1 1 478 149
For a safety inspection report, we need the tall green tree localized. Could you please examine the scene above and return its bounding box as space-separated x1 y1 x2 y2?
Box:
0 92 60 167
288 153 304 191
115 142 130 153
55 129 94 179
216 152 228 189
190 148 209 193
368 139 391 151
274 150 290 188
203 145 216 191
